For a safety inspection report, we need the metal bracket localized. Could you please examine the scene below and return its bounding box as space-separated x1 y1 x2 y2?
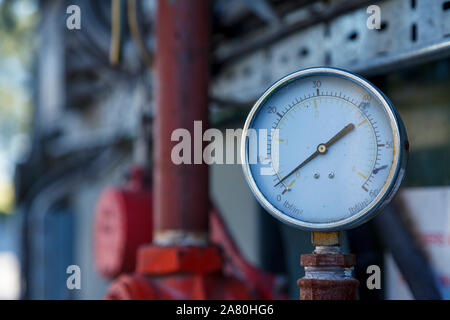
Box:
212 0 450 103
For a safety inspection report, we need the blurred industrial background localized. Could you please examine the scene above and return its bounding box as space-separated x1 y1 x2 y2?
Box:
0 0 448 299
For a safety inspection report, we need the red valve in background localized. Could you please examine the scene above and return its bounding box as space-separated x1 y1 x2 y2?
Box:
93 166 287 299
93 166 152 278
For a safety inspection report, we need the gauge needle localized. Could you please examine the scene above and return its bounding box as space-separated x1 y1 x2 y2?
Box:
275 123 355 187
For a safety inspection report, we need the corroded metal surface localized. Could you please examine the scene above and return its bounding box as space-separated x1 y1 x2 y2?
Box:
301 253 356 268
298 278 359 300
154 0 210 236
298 245 359 300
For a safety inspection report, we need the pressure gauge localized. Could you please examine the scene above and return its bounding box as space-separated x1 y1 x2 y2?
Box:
241 67 407 231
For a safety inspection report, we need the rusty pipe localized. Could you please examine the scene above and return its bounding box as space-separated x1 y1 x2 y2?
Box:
298 232 359 300
154 0 210 244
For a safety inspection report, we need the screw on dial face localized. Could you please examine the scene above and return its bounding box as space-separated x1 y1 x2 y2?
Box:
241 68 407 231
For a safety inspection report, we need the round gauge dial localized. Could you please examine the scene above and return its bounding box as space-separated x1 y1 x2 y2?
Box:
241 67 407 231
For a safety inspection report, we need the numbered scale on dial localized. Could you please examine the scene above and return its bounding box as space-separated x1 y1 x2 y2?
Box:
241 67 408 231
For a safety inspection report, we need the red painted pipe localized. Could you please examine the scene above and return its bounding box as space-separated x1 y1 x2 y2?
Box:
154 0 210 239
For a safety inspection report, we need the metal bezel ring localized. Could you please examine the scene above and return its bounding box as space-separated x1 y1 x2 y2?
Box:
240 67 408 231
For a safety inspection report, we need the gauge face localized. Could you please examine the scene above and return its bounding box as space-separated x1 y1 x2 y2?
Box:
241 67 407 231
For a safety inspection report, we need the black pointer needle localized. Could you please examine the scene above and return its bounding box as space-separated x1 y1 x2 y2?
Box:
274 123 355 187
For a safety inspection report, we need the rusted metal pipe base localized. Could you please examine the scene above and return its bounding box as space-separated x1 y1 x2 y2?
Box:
298 247 359 300
298 278 359 300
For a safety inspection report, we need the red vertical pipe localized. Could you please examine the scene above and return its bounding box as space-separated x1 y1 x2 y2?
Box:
154 0 210 239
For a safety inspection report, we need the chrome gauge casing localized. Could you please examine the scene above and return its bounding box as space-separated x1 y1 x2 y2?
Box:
241 67 408 231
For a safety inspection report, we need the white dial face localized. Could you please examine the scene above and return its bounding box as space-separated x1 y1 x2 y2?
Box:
242 69 402 230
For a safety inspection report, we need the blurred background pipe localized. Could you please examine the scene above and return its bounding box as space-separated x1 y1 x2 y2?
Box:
153 0 210 244
373 201 442 300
